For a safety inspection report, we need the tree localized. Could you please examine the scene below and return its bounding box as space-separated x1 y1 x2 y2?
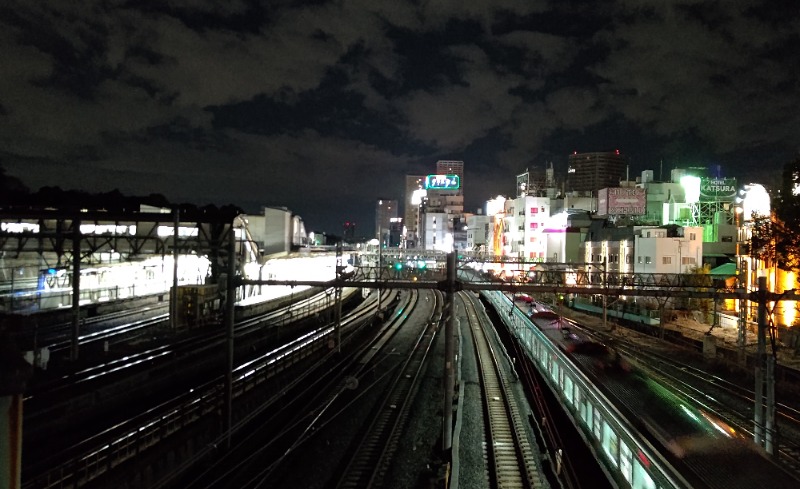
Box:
0 164 29 202
772 156 800 273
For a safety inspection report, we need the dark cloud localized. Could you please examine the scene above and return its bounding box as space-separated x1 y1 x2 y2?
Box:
1 0 797 236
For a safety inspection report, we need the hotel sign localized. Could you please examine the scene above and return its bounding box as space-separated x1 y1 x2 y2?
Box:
700 177 737 201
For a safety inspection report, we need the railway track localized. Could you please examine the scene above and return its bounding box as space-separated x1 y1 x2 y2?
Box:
169 289 421 489
22 287 370 489
461 292 544 489
578 323 800 480
15 303 169 351
334 289 440 489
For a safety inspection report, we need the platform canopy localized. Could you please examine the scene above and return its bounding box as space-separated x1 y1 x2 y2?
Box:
709 262 737 277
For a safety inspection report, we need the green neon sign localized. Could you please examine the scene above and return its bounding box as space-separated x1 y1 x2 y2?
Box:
425 174 460 190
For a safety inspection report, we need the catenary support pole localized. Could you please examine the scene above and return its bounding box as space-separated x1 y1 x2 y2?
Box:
171 208 180 329
70 220 81 362
442 251 456 451
766 353 776 455
754 276 767 446
224 226 236 449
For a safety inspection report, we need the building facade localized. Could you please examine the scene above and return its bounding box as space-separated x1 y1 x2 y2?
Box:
375 199 398 244
567 150 626 195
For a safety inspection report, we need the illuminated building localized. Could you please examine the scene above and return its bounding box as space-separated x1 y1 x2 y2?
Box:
403 175 425 247
416 161 465 250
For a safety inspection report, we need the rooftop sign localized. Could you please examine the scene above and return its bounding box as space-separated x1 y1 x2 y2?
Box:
700 177 737 201
425 174 460 190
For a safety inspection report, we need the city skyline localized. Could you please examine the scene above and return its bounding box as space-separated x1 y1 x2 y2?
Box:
2 1 797 234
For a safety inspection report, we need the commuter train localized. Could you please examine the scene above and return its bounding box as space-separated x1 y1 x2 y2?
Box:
523 300 630 372
485 289 797 489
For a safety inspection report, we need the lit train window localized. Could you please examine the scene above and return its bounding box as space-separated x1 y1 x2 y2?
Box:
620 441 633 483
602 422 619 468
564 375 574 404
582 402 592 427
593 411 602 439
551 361 559 383
632 461 656 489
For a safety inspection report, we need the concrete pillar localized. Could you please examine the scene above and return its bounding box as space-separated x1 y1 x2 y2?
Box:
702 333 716 360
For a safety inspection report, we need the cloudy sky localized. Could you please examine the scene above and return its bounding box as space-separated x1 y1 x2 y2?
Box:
1 0 798 235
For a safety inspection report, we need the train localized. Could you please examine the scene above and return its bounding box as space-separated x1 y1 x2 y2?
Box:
494 291 797 488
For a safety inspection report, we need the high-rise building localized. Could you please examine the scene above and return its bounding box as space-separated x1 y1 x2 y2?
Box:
567 151 626 194
427 160 464 215
404 175 426 247
436 160 464 181
416 161 465 250
375 199 398 244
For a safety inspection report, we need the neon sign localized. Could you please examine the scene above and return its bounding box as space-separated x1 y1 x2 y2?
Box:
425 174 460 190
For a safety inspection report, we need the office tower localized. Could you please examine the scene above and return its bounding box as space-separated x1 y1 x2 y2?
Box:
375 199 398 244
567 150 626 194
436 160 464 181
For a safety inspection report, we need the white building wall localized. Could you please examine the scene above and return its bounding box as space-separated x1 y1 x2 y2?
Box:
634 226 703 274
423 213 451 251
563 195 596 213
523 196 551 261
466 214 491 251
246 207 295 256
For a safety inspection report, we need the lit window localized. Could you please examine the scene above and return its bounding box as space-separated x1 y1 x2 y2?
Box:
645 256 651 264
637 256 642 264
530 223 538 229
663 256 672 265
531 207 538 214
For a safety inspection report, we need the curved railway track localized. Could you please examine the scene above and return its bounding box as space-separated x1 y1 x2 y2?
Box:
171 289 425 489
334 289 441 489
564 316 800 481
607 331 800 477
22 287 376 489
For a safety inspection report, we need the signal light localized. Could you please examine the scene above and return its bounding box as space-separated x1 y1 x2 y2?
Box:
394 262 403 270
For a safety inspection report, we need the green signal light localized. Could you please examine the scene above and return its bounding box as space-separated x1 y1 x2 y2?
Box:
394 262 403 270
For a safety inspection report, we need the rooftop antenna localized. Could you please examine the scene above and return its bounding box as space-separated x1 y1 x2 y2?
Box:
660 159 663 182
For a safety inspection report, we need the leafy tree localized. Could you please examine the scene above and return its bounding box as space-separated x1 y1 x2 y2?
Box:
763 156 800 273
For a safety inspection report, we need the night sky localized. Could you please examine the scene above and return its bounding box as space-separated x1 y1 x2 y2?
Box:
1 1 798 236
